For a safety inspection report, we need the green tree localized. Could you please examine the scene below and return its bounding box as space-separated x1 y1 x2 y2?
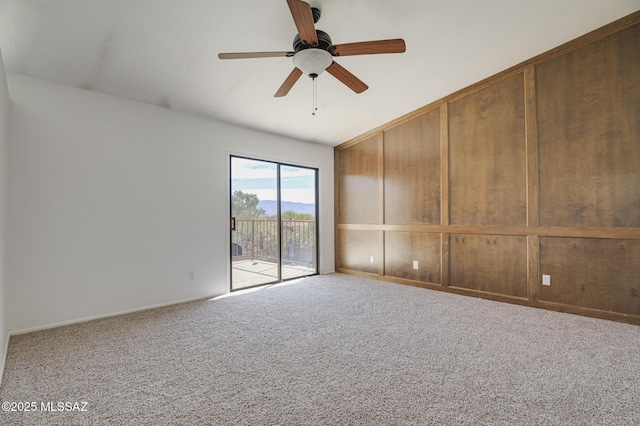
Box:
232 190 266 219
281 210 314 221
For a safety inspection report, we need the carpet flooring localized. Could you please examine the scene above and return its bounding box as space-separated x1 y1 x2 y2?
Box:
1 273 639 425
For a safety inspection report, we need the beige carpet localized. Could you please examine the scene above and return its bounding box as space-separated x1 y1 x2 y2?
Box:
1 273 639 425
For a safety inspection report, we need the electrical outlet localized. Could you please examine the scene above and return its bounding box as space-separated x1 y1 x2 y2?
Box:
369 256 375 264
542 274 551 286
188 270 195 280
412 260 419 270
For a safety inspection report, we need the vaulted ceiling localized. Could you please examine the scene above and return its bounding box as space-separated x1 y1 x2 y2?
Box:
0 0 638 146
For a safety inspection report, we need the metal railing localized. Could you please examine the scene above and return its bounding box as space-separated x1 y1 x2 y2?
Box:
232 219 316 267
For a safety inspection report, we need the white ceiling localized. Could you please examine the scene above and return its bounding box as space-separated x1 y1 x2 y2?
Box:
0 0 638 146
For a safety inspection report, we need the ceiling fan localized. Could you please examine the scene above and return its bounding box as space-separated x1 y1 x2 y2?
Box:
218 0 406 98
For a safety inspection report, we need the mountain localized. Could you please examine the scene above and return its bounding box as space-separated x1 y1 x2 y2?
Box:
258 200 315 217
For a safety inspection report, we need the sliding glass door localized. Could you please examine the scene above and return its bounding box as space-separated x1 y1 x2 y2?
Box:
230 156 318 290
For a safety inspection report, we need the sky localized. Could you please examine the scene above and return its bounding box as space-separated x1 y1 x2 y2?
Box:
231 157 316 204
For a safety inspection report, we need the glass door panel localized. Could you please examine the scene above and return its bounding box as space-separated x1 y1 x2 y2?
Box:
231 157 279 290
280 165 318 280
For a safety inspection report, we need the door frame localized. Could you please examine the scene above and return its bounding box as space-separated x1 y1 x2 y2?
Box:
229 155 319 291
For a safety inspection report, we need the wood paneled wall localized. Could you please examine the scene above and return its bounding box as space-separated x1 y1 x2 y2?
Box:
334 12 640 324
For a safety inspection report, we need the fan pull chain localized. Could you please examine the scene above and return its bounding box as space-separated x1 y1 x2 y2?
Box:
312 74 318 116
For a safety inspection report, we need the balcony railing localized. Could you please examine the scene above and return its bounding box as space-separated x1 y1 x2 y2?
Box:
231 219 316 267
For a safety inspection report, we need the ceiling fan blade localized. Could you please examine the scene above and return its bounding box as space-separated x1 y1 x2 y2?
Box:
218 51 294 59
275 67 304 97
330 39 406 56
326 62 368 94
287 0 318 46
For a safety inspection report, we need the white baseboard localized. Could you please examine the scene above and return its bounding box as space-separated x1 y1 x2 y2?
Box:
9 293 224 336
0 331 9 385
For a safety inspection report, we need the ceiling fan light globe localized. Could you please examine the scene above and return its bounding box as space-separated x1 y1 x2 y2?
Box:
292 49 333 77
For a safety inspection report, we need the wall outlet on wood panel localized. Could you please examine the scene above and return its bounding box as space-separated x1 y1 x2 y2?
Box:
542 274 551 286
413 260 419 270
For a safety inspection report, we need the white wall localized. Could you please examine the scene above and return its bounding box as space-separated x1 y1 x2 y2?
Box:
0 47 10 379
7 75 335 333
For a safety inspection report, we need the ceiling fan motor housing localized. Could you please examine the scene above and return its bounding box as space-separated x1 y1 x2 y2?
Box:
293 30 332 52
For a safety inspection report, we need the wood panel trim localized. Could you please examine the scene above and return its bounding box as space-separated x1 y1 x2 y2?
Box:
377 132 385 225
441 233 450 287
524 65 539 228
446 286 530 302
334 149 341 273
440 103 449 227
377 274 443 290
335 11 640 151
336 268 381 280
527 235 539 302
440 103 450 288
444 226 536 236
445 68 526 104
337 102 443 151
338 224 640 239
339 224 443 231
535 226 640 239
378 231 385 276
526 10 640 66
536 301 640 326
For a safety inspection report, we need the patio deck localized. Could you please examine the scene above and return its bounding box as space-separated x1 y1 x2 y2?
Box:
232 259 316 289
